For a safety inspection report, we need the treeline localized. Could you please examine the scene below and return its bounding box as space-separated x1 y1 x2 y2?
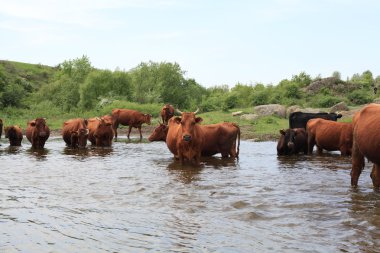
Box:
1 56 379 116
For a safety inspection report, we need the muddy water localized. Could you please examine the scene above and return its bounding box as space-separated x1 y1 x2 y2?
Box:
0 137 379 252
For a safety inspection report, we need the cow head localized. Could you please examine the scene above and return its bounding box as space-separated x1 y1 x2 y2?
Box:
94 117 114 146
144 114 152 125
71 128 89 148
31 118 48 137
174 109 202 142
148 124 168 142
277 129 297 155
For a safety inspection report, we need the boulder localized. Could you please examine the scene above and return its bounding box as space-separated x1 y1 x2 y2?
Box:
240 114 259 121
329 102 349 113
254 104 286 118
373 98 380 104
286 105 301 117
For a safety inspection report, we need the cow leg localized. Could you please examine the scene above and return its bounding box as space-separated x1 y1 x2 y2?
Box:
113 122 119 141
370 164 380 188
351 140 365 187
127 126 132 140
138 126 142 141
317 145 323 155
307 134 315 154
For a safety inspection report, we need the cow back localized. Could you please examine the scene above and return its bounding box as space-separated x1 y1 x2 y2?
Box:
289 112 342 129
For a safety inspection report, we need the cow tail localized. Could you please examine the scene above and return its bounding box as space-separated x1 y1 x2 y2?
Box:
233 123 240 158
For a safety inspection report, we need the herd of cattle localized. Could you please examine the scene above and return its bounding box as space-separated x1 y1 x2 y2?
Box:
1 103 380 188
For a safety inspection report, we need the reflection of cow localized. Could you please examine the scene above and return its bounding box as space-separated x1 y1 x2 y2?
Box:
26 118 50 149
277 128 307 155
87 116 114 147
0 118 3 139
167 109 204 165
4 125 23 146
289 112 342 129
351 104 380 188
111 109 152 141
62 118 88 148
306 118 353 156
160 104 174 125
149 122 240 158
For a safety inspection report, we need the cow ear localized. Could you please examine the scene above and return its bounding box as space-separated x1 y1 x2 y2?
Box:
280 129 285 135
195 117 203 124
30 122 36 127
84 119 88 126
174 117 181 124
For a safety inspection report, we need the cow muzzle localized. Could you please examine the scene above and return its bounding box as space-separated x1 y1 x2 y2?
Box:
183 135 192 142
287 141 295 150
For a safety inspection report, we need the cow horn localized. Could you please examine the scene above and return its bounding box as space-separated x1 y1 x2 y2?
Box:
194 108 200 114
176 109 183 114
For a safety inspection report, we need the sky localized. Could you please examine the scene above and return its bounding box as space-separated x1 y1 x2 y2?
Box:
0 0 379 88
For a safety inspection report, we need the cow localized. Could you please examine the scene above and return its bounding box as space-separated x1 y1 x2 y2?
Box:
306 118 353 156
87 116 114 147
160 104 175 125
149 122 240 158
62 118 89 148
0 118 3 139
351 103 380 188
277 128 307 155
26 118 50 149
289 111 342 129
4 125 23 146
111 109 152 141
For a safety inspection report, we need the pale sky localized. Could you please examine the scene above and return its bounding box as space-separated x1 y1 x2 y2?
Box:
0 0 379 87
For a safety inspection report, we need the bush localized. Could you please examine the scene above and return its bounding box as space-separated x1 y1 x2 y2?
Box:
347 90 372 105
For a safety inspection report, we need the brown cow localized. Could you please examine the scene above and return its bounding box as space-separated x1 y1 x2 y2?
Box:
62 118 89 148
166 109 204 165
149 122 240 158
306 118 353 156
111 109 152 141
351 104 380 188
87 116 114 147
0 118 3 139
26 118 50 149
160 104 174 125
4 125 23 146
277 128 307 155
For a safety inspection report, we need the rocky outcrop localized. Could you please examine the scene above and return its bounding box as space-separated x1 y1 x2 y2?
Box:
329 102 349 113
254 104 286 118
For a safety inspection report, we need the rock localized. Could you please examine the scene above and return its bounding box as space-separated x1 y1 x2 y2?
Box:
373 98 380 104
254 104 286 118
329 102 349 113
232 111 243 116
286 105 301 117
240 114 259 121
300 108 326 113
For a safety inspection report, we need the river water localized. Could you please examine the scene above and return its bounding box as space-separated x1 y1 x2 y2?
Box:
0 136 379 252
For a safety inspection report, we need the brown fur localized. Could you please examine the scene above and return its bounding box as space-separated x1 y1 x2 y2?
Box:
150 122 240 158
62 118 88 148
26 118 50 149
111 109 152 141
4 125 23 146
351 103 380 188
160 104 174 125
307 118 353 156
277 128 307 155
0 118 3 139
87 116 114 147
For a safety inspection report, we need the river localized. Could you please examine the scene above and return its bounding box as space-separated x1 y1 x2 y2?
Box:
0 137 379 252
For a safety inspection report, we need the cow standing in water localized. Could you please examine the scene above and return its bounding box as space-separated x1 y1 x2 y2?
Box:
4 125 23 146
351 104 380 188
289 111 342 129
160 104 174 125
62 118 89 148
111 109 152 141
149 122 240 158
277 128 307 155
26 118 50 149
306 118 353 156
166 109 204 165
87 116 114 147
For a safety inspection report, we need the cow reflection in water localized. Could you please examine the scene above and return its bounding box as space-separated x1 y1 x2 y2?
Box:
63 146 113 158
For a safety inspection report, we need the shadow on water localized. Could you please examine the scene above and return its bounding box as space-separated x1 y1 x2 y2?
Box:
0 145 23 155
26 148 49 161
166 156 238 184
62 146 114 158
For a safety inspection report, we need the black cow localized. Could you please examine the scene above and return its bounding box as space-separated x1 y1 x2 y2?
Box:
289 112 342 129
277 128 308 155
